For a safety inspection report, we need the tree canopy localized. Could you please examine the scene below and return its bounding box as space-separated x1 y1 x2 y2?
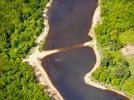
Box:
92 0 134 98
0 0 50 99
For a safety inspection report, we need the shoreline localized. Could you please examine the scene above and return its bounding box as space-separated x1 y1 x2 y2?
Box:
84 5 131 100
23 0 64 99
23 0 132 99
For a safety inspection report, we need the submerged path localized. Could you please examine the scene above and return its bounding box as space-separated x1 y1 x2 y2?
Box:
24 0 129 100
40 0 128 100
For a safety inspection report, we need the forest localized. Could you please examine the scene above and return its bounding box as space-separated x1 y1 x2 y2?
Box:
92 0 134 98
0 0 50 99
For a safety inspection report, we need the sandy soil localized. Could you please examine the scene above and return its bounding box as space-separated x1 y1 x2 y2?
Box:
121 45 134 56
84 6 107 90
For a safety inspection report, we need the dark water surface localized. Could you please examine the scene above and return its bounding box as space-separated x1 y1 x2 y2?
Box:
44 0 97 50
42 0 128 99
41 47 128 100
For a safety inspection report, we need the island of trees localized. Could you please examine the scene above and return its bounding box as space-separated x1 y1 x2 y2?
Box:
92 0 134 99
0 0 50 99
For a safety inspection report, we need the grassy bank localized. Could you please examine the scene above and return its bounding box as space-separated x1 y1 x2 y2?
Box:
0 0 50 99
92 0 134 98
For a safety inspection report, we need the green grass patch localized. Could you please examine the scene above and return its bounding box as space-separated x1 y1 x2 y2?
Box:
119 29 134 45
126 55 134 77
122 77 134 98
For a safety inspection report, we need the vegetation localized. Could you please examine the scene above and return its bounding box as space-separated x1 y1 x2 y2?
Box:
126 56 134 77
0 0 50 99
92 0 134 98
119 29 134 45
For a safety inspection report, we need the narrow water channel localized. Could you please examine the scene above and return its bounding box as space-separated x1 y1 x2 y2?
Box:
44 0 97 50
42 0 128 100
41 47 127 100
